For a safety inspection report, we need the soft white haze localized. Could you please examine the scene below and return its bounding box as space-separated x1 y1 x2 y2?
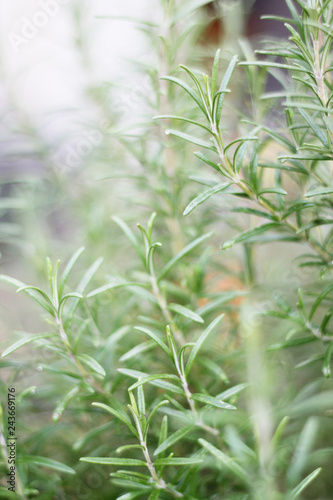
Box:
0 0 155 134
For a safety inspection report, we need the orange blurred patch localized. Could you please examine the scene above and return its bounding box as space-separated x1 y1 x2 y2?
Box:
198 273 245 308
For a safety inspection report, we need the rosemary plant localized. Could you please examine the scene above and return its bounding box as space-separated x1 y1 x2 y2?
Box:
1 0 333 499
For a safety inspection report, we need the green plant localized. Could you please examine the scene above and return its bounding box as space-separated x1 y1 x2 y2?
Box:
1 0 333 499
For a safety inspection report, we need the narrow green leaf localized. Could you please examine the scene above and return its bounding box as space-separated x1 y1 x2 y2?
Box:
253 122 296 152
158 415 168 452
231 207 277 220
75 257 103 294
0 274 25 288
239 61 308 72
198 357 229 383
168 304 204 323
185 314 224 376
91 402 136 433
87 280 146 298
19 455 75 474
216 383 248 400
137 384 146 420
199 439 250 483
59 246 85 297
165 129 215 151
191 393 236 410
148 491 160 500
146 401 169 435
1 333 56 358
309 284 333 321
197 292 248 317
134 326 171 357
287 418 318 485
183 182 231 215
111 470 150 487
215 55 238 125
38 365 80 380
211 49 221 97
166 327 179 365
304 187 333 198
221 223 283 250
189 177 217 188
146 212 157 243
194 151 221 172
284 100 333 115
154 426 193 456
179 65 210 116
267 337 317 351
320 307 333 333
224 425 256 460
16 285 55 315
284 23 312 64
154 457 202 466
298 107 329 148
281 201 314 219
80 457 146 466
112 216 145 264
179 343 195 375
159 407 191 423
288 391 333 416
154 115 213 134
296 219 333 234
280 153 332 162
233 136 256 174
128 374 180 392
285 0 302 31
17 386 37 402
116 491 147 500
66 257 104 317
258 187 288 196
158 233 213 281
116 444 145 454
59 292 83 307
120 341 155 362
52 386 80 423
273 416 290 448
290 468 322 498
161 76 208 117
77 354 106 377
115 471 151 481
322 343 333 378
119 369 184 395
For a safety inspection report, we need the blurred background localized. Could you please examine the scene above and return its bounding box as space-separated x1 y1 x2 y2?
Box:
0 0 293 356
3 3 333 500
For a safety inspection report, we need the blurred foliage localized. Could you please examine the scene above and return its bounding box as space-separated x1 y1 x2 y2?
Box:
1 0 333 498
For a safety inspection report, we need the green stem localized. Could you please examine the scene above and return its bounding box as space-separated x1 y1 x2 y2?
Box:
150 273 185 344
136 414 184 498
56 317 107 397
313 37 327 107
213 134 333 264
171 343 219 436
